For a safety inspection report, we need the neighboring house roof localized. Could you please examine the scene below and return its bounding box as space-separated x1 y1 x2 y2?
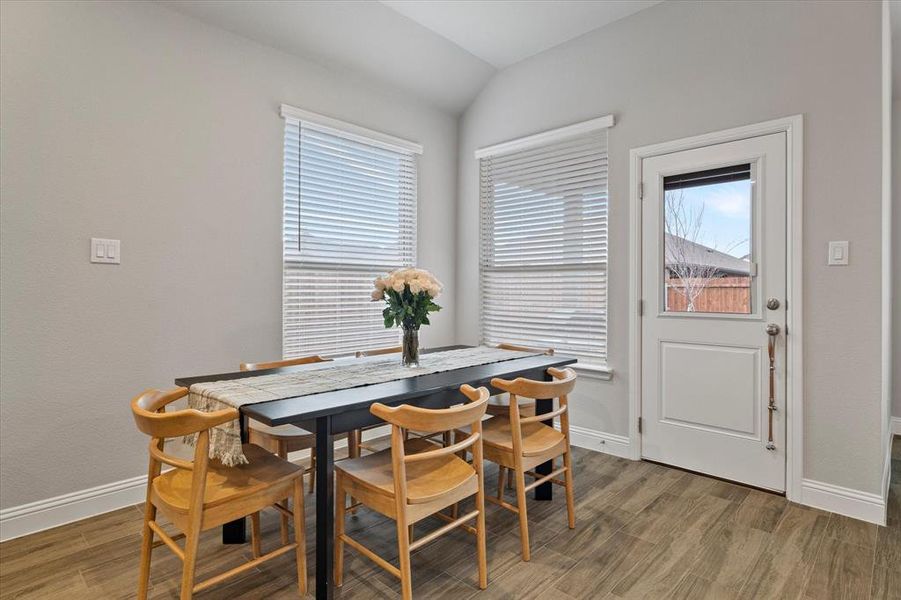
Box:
664 233 750 276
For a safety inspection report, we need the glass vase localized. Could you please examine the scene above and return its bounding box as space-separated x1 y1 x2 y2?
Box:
401 325 420 367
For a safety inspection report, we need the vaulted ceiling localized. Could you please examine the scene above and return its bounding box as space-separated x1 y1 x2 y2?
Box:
158 0 660 114
380 0 660 69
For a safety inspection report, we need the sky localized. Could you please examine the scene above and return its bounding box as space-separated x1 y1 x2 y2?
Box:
665 179 752 258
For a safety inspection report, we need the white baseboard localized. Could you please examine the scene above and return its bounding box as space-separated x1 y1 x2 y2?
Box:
800 478 886 526
892 416 901 436
568 425 632 459
0 425 393 543
884 430 894 513
0 475 147 542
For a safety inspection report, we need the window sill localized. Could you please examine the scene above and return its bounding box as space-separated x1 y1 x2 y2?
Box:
571 363 613 381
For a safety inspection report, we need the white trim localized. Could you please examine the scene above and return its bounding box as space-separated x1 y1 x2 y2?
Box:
567 425 632 459
892 416 901 436
280 104 423 155
880 0 893 516
0 475 147 542
628 115 805 497
474 114 614 159
884 426 894 516
801 479 886 526
0 425 393 543
572 363 614 381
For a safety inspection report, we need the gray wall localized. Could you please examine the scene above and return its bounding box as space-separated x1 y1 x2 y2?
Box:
457 1 886 493
0 1 458 508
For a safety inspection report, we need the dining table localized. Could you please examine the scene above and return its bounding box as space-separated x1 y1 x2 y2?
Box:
174 344 577 600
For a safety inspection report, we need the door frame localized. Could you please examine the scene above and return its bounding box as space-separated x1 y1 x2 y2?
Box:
628 115 804 501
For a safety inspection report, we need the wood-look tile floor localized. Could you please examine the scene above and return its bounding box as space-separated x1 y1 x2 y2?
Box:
2 437 900 599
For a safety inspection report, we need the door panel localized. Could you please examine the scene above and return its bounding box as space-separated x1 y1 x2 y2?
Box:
659 341 760 437
640 133 786 492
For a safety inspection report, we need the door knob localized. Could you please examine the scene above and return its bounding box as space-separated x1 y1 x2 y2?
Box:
765 323 780 336
766 298 780 310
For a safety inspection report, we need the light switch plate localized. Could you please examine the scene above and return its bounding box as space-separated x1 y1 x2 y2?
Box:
827 241 848 266
91 238 120 264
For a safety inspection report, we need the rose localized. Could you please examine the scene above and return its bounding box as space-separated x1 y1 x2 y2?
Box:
409 280 424 294
371 289 384 301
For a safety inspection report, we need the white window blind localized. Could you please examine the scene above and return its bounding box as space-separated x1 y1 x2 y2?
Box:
282 113 417 358
479 128 609 366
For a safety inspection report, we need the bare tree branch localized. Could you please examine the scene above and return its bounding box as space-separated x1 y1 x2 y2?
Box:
664 189 723 311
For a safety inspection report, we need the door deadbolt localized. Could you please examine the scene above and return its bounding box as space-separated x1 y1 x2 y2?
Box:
766 298 780 310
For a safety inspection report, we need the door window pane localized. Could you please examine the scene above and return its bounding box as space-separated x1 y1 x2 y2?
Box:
663 164 752 314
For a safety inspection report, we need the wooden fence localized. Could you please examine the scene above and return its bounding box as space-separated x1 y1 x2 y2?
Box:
666 276 750 313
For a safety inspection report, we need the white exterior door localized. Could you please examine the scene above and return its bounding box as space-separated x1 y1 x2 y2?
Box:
640 133 787 492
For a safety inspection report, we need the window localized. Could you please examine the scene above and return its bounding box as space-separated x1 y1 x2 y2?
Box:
281 106 420 357
478 120 611 366
663 164 753 314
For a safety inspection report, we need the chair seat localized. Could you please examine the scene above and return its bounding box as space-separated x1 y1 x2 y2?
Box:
459 416 564 457
152 443 303 513
336 438 476 505
249 420 314 440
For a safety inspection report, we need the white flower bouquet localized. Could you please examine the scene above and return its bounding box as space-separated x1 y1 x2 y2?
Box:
371 268 443 366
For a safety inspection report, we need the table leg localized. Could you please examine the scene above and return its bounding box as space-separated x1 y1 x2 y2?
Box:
534 397 553 501
222 414 249 544
315 416 334 600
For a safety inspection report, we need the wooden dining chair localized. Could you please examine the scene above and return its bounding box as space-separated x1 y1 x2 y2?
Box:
131 388 306 600
334 385 490 600
241 355 362 537
460 367 577 561
485 343 555 418
354 345 403 358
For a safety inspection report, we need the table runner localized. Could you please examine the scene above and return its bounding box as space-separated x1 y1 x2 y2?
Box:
187 346 541 465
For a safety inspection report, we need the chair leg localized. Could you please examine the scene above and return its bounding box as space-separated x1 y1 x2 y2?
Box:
475 478 488 589
563 449 576 529
179 529 201 600
136 504 156 600
250 512 262 558
335 475 346 587
497 467 507 499
442 431 451 447
514 466 531 562
293 477 308 596
396 515 414 600
276 441 291 545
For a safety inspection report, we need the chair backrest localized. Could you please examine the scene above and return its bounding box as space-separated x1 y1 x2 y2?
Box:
131 388 238 489
370 385 489 504
496 342 554 356
355 346 402 358
490 368 577 456
240 354 332 372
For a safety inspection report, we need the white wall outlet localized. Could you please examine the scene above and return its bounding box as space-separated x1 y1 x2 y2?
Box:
827 241 848 266
90 238 120 264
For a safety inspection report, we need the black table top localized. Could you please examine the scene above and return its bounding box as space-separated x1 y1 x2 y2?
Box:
174 345 577 425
